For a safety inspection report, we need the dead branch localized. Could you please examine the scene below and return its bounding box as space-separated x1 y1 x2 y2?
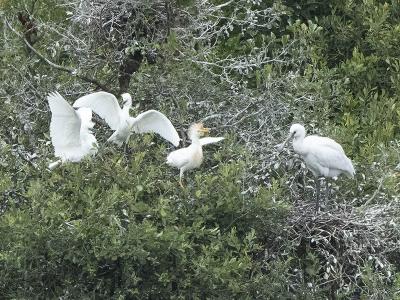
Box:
273 201 400 297
5 17 112 93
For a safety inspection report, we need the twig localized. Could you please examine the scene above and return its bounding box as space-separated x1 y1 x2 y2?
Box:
5 17 112 93
362 176 385 207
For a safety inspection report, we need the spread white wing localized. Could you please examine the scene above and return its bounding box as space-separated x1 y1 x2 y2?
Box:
199 137 225 146
73 91 122 130
132 110 180 146
48 92 81 158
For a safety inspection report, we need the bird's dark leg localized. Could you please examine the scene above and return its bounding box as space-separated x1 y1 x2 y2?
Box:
302 169 306 200
123 134 132 155
315 178 321 211
325 178 330 201
123 142 128 154
179 169 184 189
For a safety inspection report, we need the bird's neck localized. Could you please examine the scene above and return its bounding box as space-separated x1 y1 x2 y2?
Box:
292 136 306 155
122 103 131 120
123 98 132 108
190 134 201 145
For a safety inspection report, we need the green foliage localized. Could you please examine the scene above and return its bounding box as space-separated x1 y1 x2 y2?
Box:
1 0 400 298
0 137 288 298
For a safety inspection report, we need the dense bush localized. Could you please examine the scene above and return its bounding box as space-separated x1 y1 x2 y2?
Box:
0 136 290 298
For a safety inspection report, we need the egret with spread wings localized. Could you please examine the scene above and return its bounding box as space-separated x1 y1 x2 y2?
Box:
167 123 224 187
73 92 180 147
47 92 98 170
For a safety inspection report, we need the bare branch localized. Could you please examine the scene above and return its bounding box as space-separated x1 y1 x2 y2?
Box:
5 17 112 93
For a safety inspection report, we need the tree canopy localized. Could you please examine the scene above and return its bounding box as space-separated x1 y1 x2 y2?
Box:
1 0 399 298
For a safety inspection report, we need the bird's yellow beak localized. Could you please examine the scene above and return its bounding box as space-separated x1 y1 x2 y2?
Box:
197 123 210 134
199 127 210 134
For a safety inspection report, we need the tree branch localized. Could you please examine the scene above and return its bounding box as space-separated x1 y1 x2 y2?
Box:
5 17 113 93
362 175 386 207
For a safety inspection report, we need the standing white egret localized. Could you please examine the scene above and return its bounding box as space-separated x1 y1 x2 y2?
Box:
72 92 180 147
47 92 98 170
278 124 355 210
167 123 224 187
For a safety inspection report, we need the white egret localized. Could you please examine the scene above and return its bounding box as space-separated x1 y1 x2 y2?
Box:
278 124 355 210
72 92 180 147
167 123 224 187
47 92 98 170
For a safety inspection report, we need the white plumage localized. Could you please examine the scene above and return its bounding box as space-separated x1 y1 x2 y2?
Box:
47 92 98 170
167 123 224 187
279 123 355 209
73 92 180 147
198 137 225 146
